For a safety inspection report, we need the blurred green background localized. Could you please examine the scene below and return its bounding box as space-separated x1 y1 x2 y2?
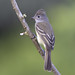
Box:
0 0 75 75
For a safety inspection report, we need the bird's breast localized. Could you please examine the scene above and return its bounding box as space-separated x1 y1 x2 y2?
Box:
36 31 44 45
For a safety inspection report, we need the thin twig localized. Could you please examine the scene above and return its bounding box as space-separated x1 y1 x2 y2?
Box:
10 0 61 75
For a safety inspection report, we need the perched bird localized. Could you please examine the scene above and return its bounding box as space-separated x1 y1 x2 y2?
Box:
32 9 55 72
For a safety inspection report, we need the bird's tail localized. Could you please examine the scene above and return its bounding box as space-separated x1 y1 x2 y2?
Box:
44 49 52 72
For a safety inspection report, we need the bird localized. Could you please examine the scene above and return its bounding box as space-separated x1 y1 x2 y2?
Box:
32 9 55 72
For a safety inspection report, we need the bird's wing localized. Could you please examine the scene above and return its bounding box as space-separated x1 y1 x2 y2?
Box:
36 24 55 50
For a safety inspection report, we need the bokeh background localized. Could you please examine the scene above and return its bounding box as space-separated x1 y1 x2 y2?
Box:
0 0 75 75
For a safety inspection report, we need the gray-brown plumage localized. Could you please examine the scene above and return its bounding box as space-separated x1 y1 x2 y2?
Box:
33 9 55 71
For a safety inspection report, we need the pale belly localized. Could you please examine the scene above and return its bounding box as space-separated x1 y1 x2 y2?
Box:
36 32 45 47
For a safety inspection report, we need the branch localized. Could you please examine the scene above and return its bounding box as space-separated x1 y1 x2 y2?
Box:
11 0 61 75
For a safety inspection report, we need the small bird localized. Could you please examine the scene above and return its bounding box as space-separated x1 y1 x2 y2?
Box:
32 9 55 72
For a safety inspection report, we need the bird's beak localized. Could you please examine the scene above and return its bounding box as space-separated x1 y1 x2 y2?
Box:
32 16 35 19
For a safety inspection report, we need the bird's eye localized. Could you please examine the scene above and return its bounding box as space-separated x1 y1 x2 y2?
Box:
38 15 40 18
